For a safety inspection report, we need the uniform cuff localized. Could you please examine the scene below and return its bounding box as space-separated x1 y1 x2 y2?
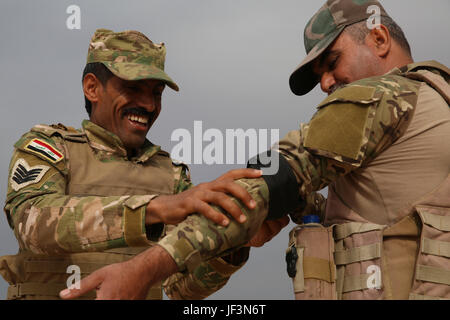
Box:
212 247 250 276
220 247 250 267
123 195 157 246
158 236 201 273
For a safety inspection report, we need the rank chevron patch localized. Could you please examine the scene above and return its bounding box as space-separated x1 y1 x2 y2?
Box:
24 139 64 163
10 158 50 191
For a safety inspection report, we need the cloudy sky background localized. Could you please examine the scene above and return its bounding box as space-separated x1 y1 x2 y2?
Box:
0 0 449 299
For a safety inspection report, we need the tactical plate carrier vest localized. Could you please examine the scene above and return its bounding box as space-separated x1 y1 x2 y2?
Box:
1 131 177 300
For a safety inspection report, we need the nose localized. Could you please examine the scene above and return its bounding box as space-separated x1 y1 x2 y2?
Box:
320 71 336 94
135 91 156 112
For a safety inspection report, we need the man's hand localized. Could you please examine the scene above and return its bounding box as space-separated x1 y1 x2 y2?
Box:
146 168 262 227
245 216 290 247
60 245 176 300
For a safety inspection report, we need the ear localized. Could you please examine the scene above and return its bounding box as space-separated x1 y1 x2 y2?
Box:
366 24 391 58
83 73 102 106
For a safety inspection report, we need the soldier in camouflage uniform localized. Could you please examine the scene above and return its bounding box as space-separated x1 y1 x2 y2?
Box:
0 28 291 300
64 0 449 300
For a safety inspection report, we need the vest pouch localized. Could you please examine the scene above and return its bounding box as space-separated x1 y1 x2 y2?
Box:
409 206 450 300
1 247 162 300
287 224 337 299
333 222 386 300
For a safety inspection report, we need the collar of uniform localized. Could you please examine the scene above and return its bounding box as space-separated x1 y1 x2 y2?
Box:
387 60 450 77
81 120 161 162
137 140 162 163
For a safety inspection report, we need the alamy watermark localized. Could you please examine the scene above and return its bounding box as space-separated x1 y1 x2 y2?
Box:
66 5 81 30
366 265 382 289
170 121 280 174
366 4 381 30
66 264 81 290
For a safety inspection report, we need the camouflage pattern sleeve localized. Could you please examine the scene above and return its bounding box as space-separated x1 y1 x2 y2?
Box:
163 253 249 300
159 177 269 273
172 161 194 194
157 73 420 272
164 162 252 299
5 131 157 254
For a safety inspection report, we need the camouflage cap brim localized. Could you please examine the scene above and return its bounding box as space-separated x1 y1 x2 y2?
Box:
290 0 392 96
103 62 179 91
289 26 344 96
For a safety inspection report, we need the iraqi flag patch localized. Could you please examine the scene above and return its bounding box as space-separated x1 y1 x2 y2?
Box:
10 158 50 191
24 139 64 163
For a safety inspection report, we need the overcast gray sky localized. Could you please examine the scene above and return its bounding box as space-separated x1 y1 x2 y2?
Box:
0 0 449 300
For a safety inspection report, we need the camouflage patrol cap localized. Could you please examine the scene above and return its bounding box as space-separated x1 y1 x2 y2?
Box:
87 28 179 91
289 0 390 96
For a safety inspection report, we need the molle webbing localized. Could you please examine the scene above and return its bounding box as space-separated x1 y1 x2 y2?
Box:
409 293 449 300
421 238 450 258
5 248 163 300
415 265 450 286
288 224 337 299
411 205 450 295
7 282 162 300
334 242 382 266
333 222 385 298
333 222 385 240
420 211 450 231
7 283 96 300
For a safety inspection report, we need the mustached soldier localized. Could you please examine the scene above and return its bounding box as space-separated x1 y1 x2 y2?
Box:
63 0 449 300
0 28 291 300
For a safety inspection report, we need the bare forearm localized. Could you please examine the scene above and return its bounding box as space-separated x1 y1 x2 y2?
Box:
135 245 179 287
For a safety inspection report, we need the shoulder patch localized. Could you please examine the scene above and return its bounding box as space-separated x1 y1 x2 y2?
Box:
304 85 380 165
24 138 64 163
317 85 378 109
10 158 50 191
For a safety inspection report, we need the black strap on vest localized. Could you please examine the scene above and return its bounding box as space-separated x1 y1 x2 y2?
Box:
247 151 301 220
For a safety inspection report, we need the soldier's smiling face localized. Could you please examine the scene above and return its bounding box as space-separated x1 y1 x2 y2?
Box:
89 75 165 153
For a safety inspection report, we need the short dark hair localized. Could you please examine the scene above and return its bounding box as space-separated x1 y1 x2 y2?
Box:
82 62 114 116
343 16 412 58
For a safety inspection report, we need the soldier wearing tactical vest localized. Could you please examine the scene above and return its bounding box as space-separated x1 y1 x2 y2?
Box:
63 0 449 300
0 28 290 300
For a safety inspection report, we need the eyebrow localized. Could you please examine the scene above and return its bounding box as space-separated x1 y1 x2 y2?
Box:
123 80 165 90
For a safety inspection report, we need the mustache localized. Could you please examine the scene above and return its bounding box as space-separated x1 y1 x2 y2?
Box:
328 83 346 95
122 106 153 117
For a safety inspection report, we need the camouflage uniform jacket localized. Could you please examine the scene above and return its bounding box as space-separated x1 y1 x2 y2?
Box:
3 119 247 299
157 60 449 274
